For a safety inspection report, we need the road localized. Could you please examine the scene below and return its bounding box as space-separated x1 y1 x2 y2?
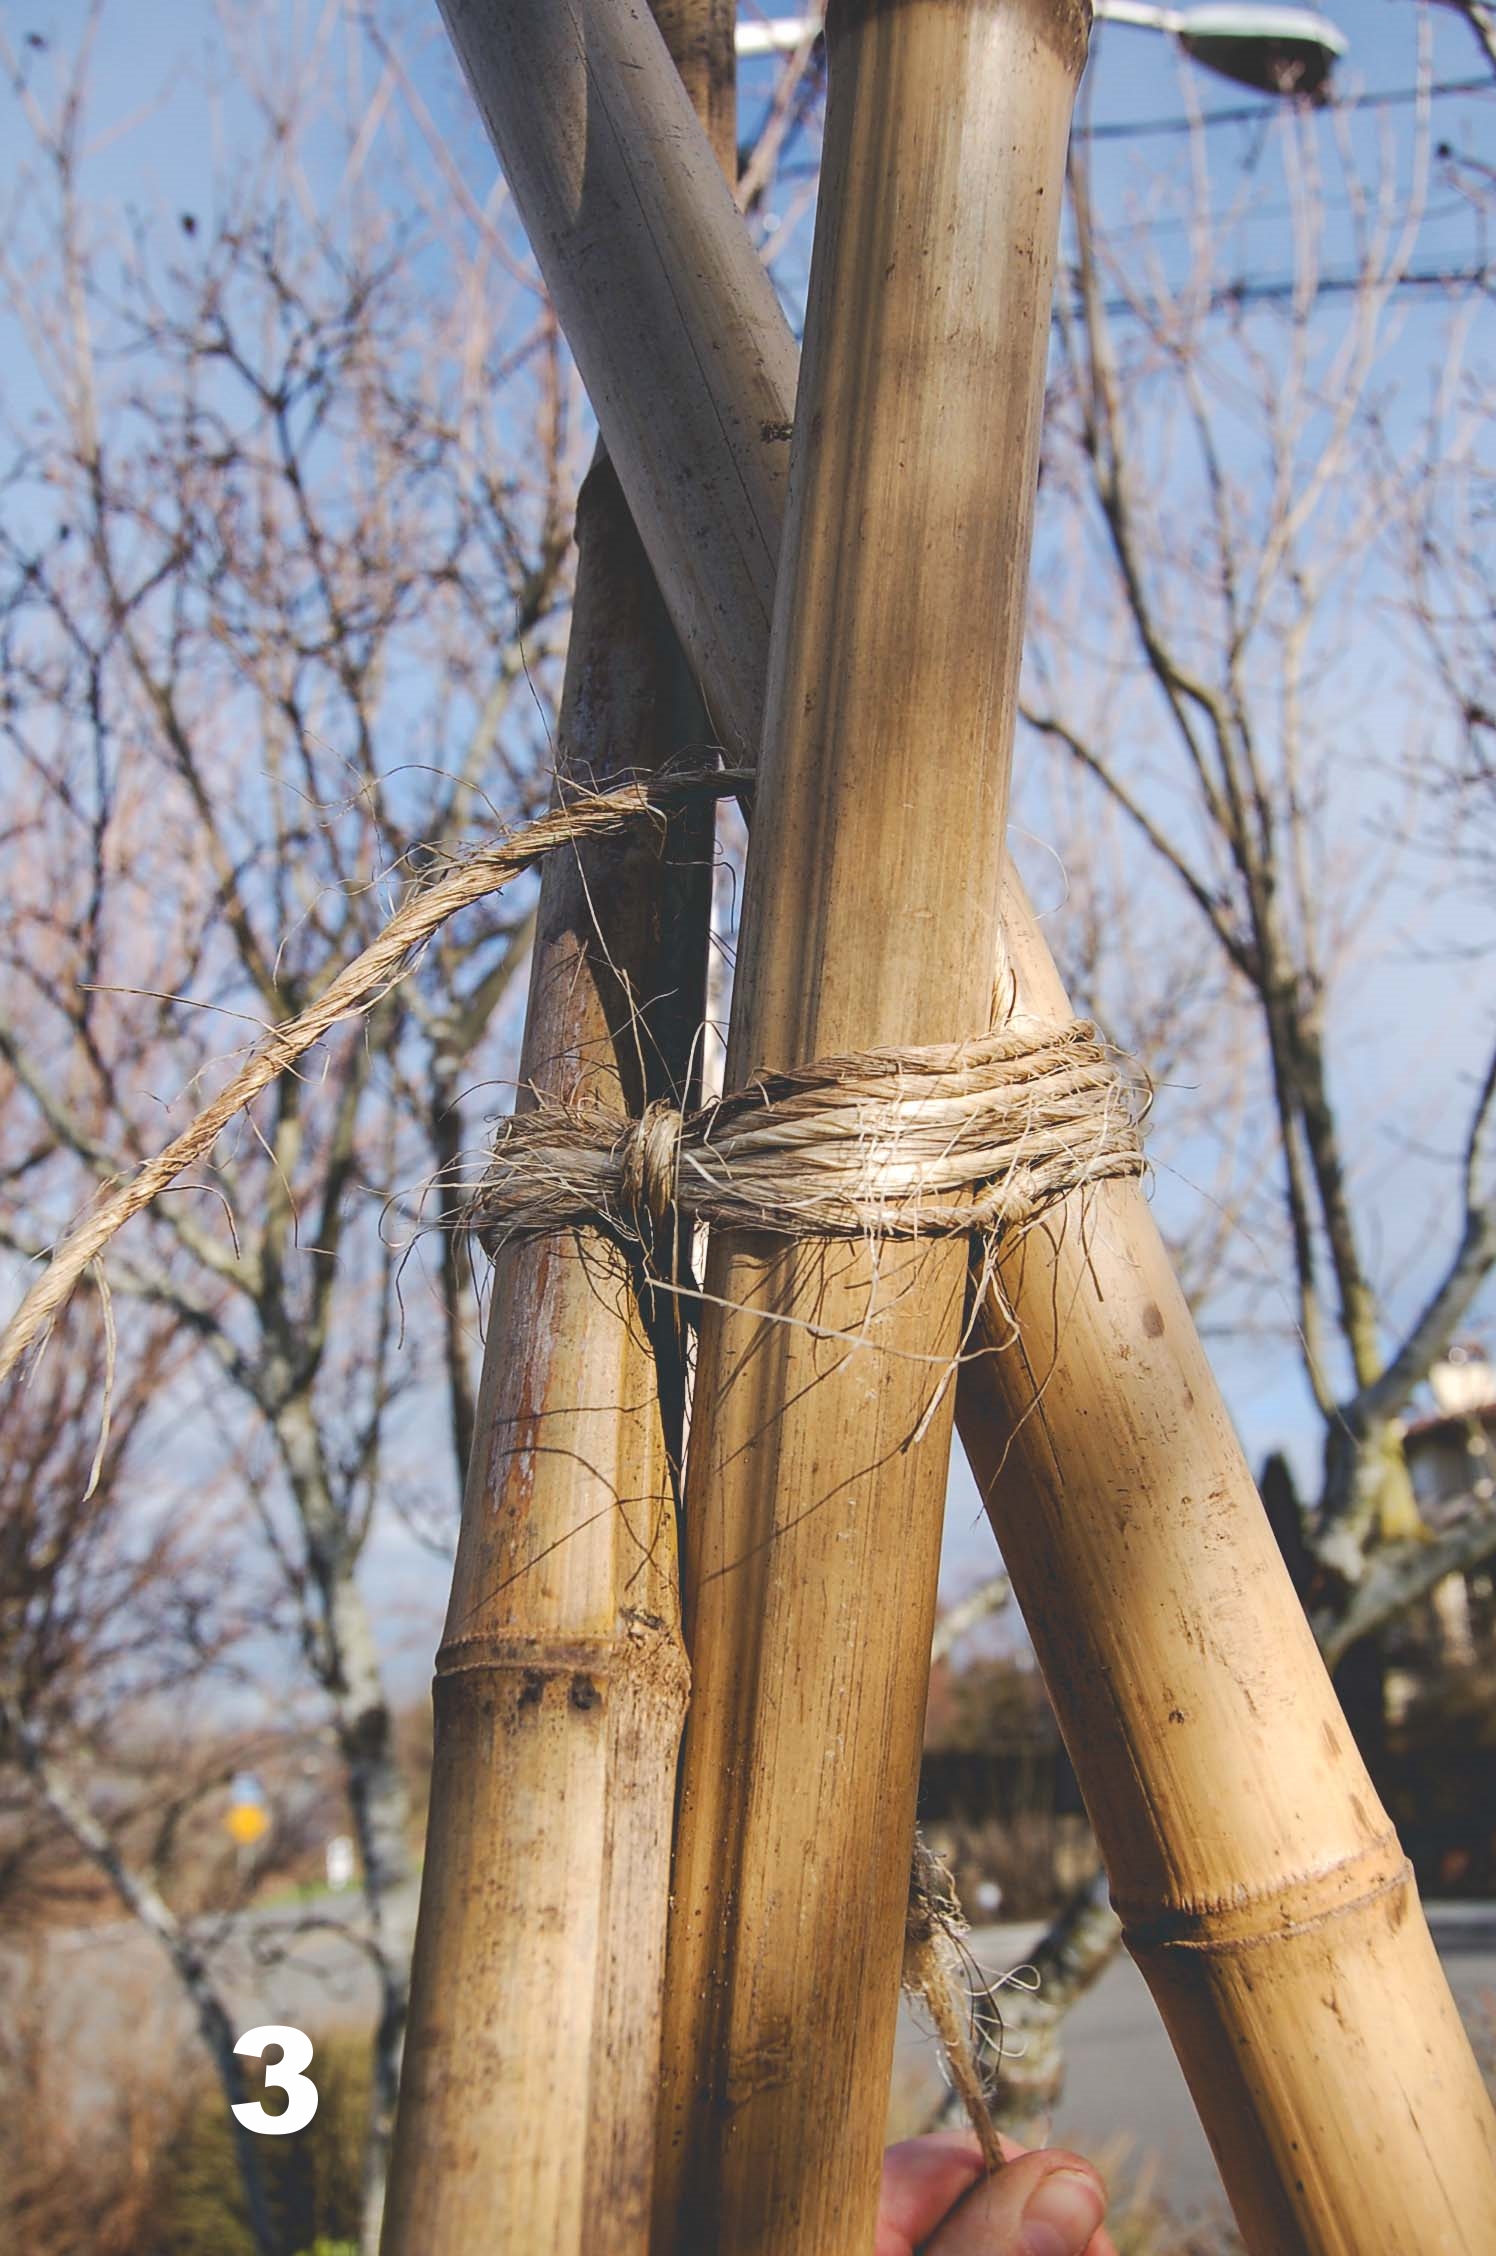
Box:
892 1903 1496 2230
19 1889 1496 2230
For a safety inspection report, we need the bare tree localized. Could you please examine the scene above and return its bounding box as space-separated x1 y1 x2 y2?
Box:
0 11 577 2241
1374 257 1496 881
1428 0 1496 79
1021 88 1496 1653
0 1291 283 2253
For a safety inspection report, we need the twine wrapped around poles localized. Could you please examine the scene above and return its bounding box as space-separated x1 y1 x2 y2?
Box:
0 740 1141 1369
473 1020 1145 1251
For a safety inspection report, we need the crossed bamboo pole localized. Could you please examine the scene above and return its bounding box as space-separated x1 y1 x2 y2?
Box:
424 0 1496 2249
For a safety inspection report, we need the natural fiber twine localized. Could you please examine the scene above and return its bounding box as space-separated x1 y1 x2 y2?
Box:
474 1019 1143 1251
905 1834 1006 2175
0 766 746 1385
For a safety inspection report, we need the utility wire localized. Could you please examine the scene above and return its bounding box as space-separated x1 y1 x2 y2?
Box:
762 77 1494 317
1075 74 1493 141
1090 263 1491 319
1095 190 1476 248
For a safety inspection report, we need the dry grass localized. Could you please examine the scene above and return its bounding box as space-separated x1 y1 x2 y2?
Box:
0 1946 369 2255
0 1947 183 2256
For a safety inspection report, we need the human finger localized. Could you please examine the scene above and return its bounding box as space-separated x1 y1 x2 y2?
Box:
877 2132 1113 2256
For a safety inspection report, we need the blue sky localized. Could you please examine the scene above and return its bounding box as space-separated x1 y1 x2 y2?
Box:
3 2 1492 1665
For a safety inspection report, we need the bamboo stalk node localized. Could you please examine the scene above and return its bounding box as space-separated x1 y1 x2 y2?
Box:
434 1621 690 1705
1119 1839 1413 1956
472 1019 1146 1252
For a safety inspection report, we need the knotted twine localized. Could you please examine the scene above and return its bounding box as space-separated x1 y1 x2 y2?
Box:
472 1017 1143 1257
467 966 1147 2179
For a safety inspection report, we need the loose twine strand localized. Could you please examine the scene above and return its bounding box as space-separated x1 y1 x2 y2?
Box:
0 768 745 1387
905 1834 1008 2174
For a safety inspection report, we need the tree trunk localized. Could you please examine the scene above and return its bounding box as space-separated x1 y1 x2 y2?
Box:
274 1394 413 2256
5 1700 279 2256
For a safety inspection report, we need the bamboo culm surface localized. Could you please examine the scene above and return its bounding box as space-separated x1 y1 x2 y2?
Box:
651 4 1086 2248
382 18 738 2253
378 446 711 2255
380 13 733 2235
439 0 1496 2246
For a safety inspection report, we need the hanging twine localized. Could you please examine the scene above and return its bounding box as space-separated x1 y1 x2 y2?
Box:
0 753 1144 1380
904 1833 1007 2175
473 1018 1144 1252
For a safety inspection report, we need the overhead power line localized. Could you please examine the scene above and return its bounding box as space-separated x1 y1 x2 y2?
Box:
774 75 1493 187
1076 73 1494 141
1091 262 1492 318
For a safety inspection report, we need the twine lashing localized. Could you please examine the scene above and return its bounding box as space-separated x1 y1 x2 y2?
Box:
474 1018 1144 1249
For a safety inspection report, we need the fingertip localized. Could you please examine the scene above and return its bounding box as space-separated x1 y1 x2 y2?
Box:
916 2147 1107 2256
1015 2159 1107 2255
878 2131 989 2249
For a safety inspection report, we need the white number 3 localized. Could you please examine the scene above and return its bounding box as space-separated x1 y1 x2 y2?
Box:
231 2025 320 2135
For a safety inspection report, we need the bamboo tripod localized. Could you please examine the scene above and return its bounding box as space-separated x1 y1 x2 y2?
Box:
385 2 1496 2251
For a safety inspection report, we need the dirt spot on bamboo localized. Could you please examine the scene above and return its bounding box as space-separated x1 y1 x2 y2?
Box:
723 2031 794 2108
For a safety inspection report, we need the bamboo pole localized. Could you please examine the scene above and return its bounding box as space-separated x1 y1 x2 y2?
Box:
379 452 706 2254
961 891 1496 2253
649 6 1086 2246
437 1 1496 2248
380 20 731 2247
433 0 797 759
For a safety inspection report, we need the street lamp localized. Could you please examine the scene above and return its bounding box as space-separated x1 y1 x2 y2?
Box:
735 5 1348 101
1101 4 1346 98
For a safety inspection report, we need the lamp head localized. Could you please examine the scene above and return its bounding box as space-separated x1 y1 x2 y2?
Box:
1174 6 1347 102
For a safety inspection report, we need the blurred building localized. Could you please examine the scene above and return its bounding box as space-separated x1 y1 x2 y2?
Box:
1373 1342 1496 1895
1395 1342 1496 1691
